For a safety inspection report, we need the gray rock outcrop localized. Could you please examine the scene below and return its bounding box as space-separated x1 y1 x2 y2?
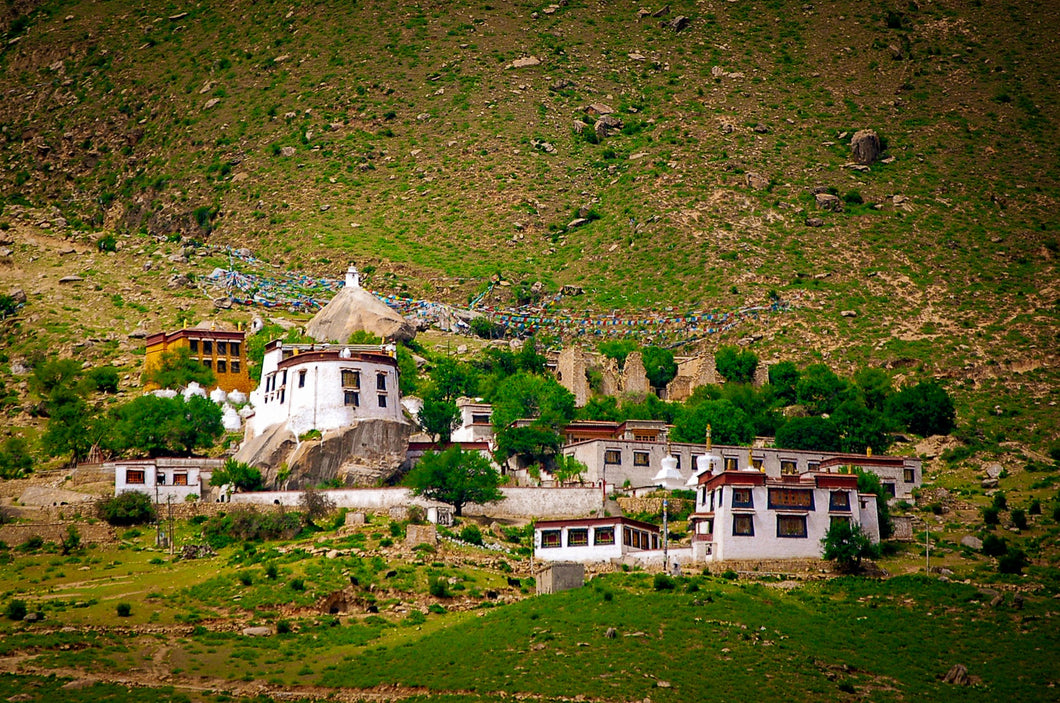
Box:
306 285 416 343
851 129 882 165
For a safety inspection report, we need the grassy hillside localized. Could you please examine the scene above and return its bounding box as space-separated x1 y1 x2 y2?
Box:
0 0 1056 454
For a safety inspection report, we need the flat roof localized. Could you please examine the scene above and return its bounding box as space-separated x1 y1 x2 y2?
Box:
535 516 660 533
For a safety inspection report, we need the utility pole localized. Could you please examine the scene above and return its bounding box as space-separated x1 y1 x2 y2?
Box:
662 497 669 573
168 495 175 560
925 522 930 574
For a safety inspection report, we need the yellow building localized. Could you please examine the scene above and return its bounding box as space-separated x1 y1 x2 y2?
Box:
143 325 254 394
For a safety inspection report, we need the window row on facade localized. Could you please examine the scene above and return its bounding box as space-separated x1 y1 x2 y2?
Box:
188 339 241 357
703 513 853 539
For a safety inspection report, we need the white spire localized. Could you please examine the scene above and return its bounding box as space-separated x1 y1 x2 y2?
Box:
652 445 682 488
345 265 361 289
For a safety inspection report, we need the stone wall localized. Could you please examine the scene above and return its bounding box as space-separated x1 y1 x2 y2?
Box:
0 521 116 546
616 496 694 517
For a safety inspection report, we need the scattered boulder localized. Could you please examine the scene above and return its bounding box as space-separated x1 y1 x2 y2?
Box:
9 288 27 304
180 544 216 560
279 146 296 157
167 273 192 289
203 98 220 110
572 120 587 134
805 217 824 227
984 463 1003 479
663 15 690 31
561 285 584 296
840 310 857 318
719 122 735 134
242 626 273 637
981 478 999 489
507 56 541 69
815 193 843 212
58 275 83 284
851 129 882 165
942 664 969 685
745 172 769 190
752 123 770 134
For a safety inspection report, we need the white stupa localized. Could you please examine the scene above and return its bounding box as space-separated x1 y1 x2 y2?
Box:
685 424 721 486
652 444 683 489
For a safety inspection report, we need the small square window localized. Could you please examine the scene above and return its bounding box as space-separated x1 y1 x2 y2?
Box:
883 482 896 497
230 342 240 357
231 361 240 374
733 514 754 536
216 360 227 374
173 472 188 486
807 461 820 472
830 515 851 529
298 370 307 388
829 491 851 511
731 488 753 507
633 451 650 466
604 450 621 465
344 391 360 407
903 468 915 483
202 359 212 370
341 369 360 389
203 340 213 354
777 515 808 538
378 394 387 408
751 457 764 470
593 527 615 545
541 530 561 548
780 460 798 475
724 457 739 472
217 341 227 355
189 340 199 353
376 372 387 391
126 470 145 485
568 528 589 546
156 473 166 486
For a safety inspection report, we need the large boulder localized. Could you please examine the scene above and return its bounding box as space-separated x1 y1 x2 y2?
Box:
306 285 416 343
851 129 882 165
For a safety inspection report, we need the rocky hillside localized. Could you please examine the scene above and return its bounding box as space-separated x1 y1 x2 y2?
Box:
0 0 1056 457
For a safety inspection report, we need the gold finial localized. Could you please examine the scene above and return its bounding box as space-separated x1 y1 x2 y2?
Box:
867 446 872 457
705 424 712 451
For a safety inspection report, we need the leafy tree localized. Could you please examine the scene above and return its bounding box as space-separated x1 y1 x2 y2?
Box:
821 520 879 573
517 336 548 374
111 394 223 457
427 358 478 403
796 363 851 415
998 548 1028 575
885 381 956 436
642 345 677 392
60 525 81 555
406 446 503 516
30 358 82 397
0 436 33 478
396 344 419 395
97 492 157 526
856 470 893 539
715 345 758 384
853 368 893 412
598 340 638 368
41 389 95 464
490 372 575 431
768 361 800 405
494 425 562 469
299 485 337 522
210 458 264 492
5 599 27 621
143 346 215 390
551 454 587 485
418 398 461 443
579 395 621 421
775 416 842 452
0 294 20 320
721 383 781 437
981 534 1007 557
84 366 120 394
831 399 892 454
671 399 755 445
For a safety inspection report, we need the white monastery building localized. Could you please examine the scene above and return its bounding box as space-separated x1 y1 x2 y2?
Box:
109 458 225 503
245 341 403 439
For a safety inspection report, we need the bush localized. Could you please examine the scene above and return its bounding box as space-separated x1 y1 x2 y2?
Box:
720 569 738 580
992 493 1007 511
1028 499 1041 515
429 577 451 598
116 602 132 617
276 620 292 634
1011 509 1028 530
97 234 117 252
238 572 253 586
653 573 676 591
982 534 1007 557
19 535 44 552
5 599 27 621
98 492 156 526
427 603 446 614
60 525 81 555
998 548 1028 575
290 578 305 591
982 506 1000 526
265 563 279 580
459 524 483 545
821 520 879 573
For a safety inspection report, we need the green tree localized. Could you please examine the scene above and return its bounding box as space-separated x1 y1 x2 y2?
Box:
552 454 587 485
821 520 879 573
428 358 478 403
775 416 842 452
642 345 677 392
796 363 851 415
490 372 575 431
853 368 893 412
210 458 264 491
768 361 800 405
111 394 223 457
97 492 157 526
84 366 120 394
831 399 892 454
885 381 956 436
396 344 419 395
856 469 893 539
30 358 83 397
41 389 94 464
598 340 638 368
517 336 548 374
715 345 758 384
494 425 562 469
418 398 461 443
0 436 33 478
143 346 215 389
579 395 621 421
0 294 20 320
406 446 503 516
671 399 755 445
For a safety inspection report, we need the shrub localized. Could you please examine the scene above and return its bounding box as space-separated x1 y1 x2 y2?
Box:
982 506 1000 526
1011 509 1028 530
992 493 1007 511
1053 505 1060 523
60 525 81 555
427 603 446 614
998 548 1028 575
19 535 44 552
981 534 1007 557
116 602 132 617
97 234 117 252
5 599 27 621
653 573 676 591
238 572 253 586
265 563 279 580
276 620 292 634
459 524 483 545
98 492 157 526
720 569 738 580
429 577 451 598
821 520 879 573
1028 499 1041 515
843 190 864 205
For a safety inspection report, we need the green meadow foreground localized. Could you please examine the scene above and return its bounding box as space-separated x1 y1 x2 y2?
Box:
1 517 1056 703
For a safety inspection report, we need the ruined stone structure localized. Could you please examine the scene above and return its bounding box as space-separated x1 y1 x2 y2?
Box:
556 346 591 407
666 354 718 402
622 351 651 395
